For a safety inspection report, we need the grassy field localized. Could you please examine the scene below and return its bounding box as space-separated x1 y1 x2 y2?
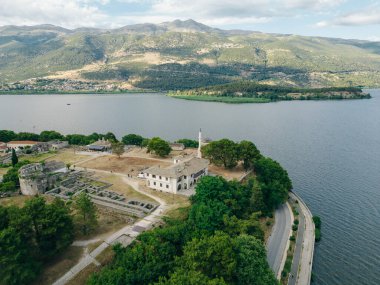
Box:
170 95 271 103
95 173 156 203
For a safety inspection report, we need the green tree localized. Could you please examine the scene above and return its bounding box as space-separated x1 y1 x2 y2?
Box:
189 201 230 232
147 137 171 157
255 157 292 211
178 232 237 282
233 235 277 285
104 132 117 142
65 134 92 145
15 132 39 141
0 228 41 285
238 140 261 170
11 149 18 166
175 139 199 148
202 139 239 169
111 142 125 158
122 134 144 146
141 138 150 147
24 197 74 260
223 214 264 241
74 192 98 235
156 268 227 285
250 180 266 214
0 130 16 142
39 130 64 142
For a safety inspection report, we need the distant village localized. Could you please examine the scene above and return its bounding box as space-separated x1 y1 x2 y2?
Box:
0 78 130 93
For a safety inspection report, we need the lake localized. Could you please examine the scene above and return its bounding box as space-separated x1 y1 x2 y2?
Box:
1 91 380 285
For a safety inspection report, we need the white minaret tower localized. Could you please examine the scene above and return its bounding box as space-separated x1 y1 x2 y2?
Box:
197 128 202 158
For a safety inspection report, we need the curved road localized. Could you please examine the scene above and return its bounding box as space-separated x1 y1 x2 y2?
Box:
266 202 293 279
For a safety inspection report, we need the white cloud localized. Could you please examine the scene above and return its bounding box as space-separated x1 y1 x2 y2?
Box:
0 0 346 29
0 0 107 28
315 4 380 27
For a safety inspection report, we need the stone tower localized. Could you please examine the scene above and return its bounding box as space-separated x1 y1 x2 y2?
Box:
197 128 202 158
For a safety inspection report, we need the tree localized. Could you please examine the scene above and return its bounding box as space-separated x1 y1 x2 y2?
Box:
176 139 198 148
0 130 16 142
147 137 171 157
238 140 261 171
112 142 125 158
189 201 230 232
0 228 41 285
141 138 150 147
24 197 74 260
11 149 18 166
233 235 277 285
255 157 292 211
39 130 64 142
65 134 92 145
202 139 239 169
74 192 98 235
122 134 144 146
223 214 264 241
104 132 118 142
178 232 237 282
250 180 266 214
156 268 227 285
15 132 39 141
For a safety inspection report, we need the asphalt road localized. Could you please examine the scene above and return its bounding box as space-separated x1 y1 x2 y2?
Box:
266 202 292 278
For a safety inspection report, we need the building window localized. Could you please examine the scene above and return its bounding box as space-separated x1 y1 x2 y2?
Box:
184 175 187 179
166 185 169 189
159 176 162 180
160 183 162 187
166 177 168 181
154 182 156 186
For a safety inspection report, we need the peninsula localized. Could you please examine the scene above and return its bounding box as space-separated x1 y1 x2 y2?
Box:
169 81 371 103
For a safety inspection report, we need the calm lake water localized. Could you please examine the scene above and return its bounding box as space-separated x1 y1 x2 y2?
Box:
1 91 380 285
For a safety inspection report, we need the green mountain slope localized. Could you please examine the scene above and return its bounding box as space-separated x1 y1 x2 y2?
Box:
1 20 380 89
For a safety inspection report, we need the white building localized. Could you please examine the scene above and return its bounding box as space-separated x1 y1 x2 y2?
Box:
7 141 38 150
143 157 209 194
143 129 210 194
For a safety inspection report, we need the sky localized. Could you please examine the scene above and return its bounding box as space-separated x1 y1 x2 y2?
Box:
0 0 380 41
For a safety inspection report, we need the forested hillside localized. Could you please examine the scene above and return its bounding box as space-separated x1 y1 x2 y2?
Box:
1 20 380 90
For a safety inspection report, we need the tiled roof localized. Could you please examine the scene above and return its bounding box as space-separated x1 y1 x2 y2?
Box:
144 157 209 178
7 141 38 145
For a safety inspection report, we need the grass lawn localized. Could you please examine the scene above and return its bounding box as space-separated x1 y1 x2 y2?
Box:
96 173 156 203
46 149 90 164
21 151 58 163
79 155 171 175
0 195 33 207
170 95 271 104
0 167 10 176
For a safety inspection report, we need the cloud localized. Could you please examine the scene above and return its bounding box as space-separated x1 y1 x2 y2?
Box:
0 0 107 28
0 0 346 29
316 4 380 27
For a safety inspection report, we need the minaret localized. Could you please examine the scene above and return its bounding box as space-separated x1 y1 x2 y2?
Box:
197 128 202 158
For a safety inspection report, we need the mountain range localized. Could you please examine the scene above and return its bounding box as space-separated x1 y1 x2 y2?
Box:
1 19 380 90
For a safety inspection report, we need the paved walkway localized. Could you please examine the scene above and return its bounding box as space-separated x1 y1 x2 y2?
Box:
288 192 315 285
52 171 168 285
266 202 293 279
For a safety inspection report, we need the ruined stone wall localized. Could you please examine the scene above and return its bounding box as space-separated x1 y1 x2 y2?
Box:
19 176 48 196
